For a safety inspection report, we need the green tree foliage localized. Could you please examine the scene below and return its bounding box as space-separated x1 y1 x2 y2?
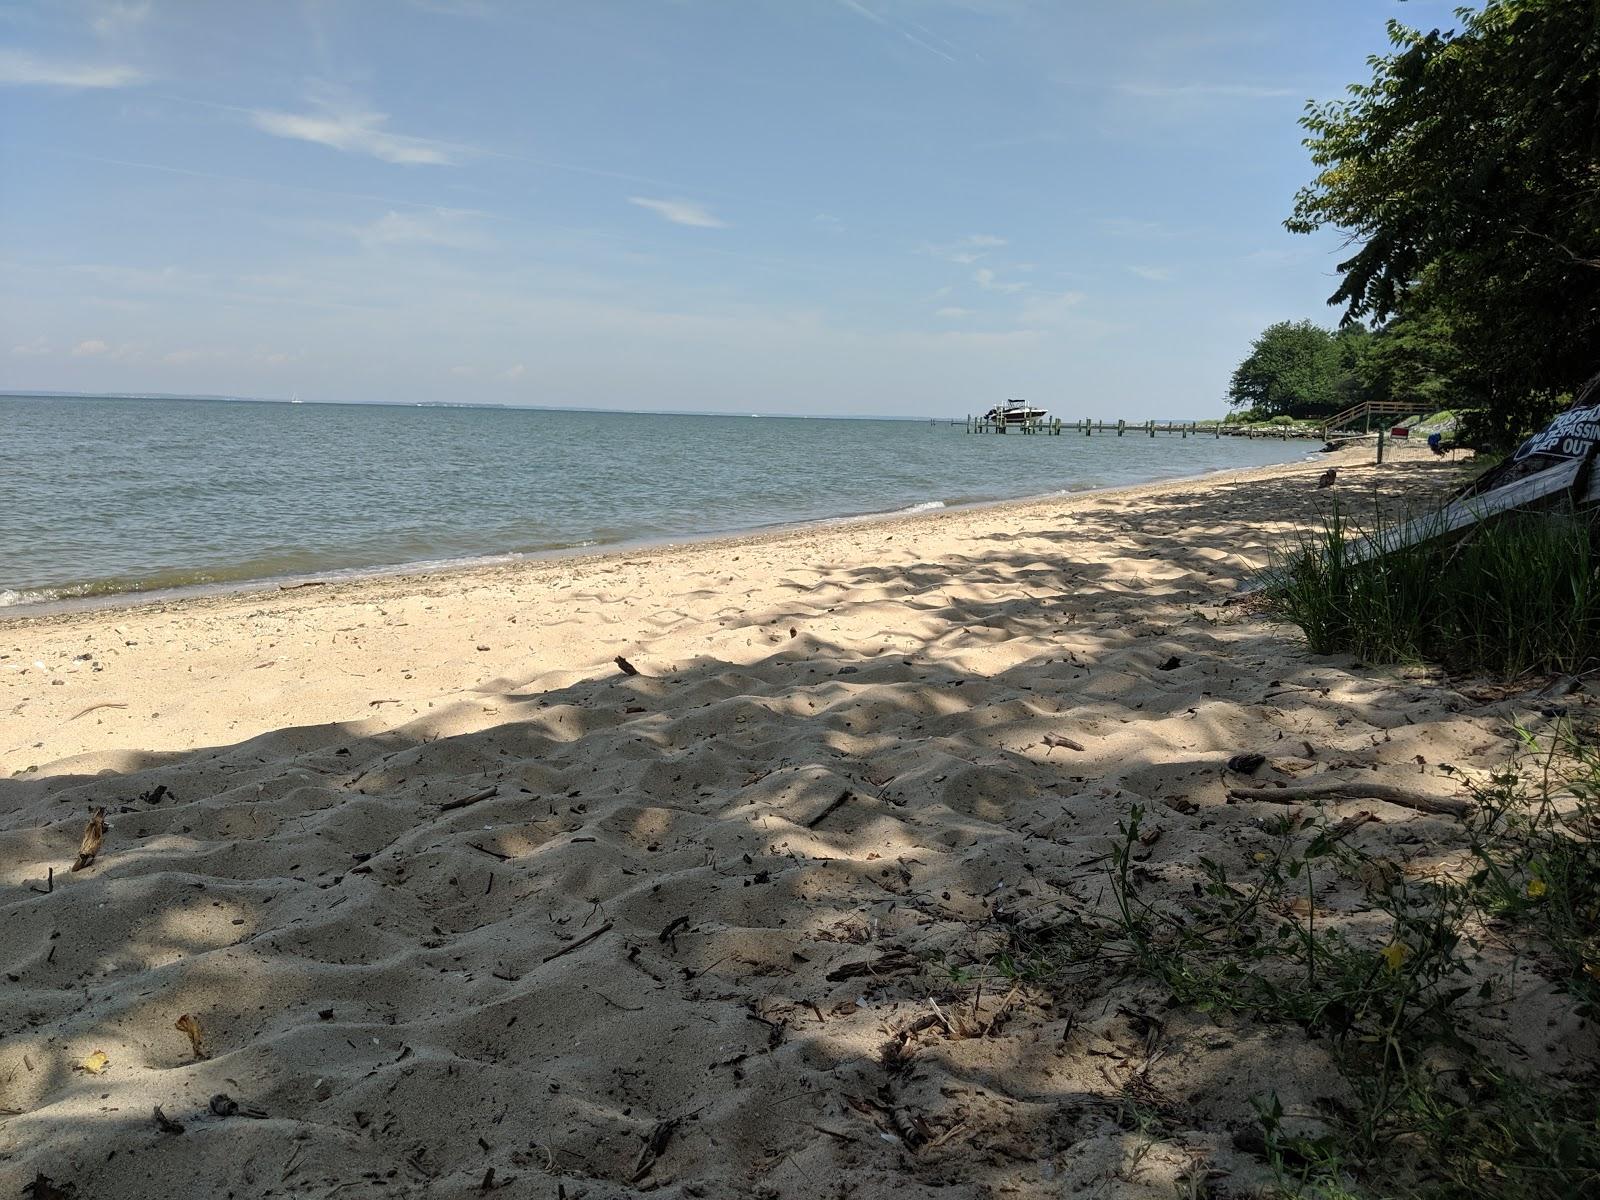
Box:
1288 0 1600 443
1227 320 1347 418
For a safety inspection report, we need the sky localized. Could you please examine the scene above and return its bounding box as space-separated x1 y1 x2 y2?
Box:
0 0 1469 418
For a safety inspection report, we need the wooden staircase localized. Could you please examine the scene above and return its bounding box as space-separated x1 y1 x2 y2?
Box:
1321 399 1417 437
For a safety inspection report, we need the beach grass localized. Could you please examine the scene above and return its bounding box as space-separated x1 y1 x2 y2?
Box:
1267 501 1600 679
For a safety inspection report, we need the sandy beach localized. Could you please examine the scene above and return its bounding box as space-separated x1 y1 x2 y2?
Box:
4 444 1566 1199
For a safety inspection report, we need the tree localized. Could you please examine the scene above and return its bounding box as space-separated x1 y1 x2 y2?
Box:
1227 320 1346 418
1288 0 1600 443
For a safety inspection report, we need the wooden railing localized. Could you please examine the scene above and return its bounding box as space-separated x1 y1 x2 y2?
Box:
1322 399 1417 437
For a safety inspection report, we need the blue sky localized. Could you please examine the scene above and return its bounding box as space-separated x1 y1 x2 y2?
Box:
0 0 1465 417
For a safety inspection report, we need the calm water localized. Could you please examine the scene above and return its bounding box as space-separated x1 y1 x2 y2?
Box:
0 396 1312 607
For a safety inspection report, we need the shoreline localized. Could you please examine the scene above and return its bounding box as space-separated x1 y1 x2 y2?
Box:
0 450 1324 625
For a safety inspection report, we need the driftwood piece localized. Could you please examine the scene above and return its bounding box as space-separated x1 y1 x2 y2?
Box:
439 785 498 812
1229 782 1470 818
542 921 613 963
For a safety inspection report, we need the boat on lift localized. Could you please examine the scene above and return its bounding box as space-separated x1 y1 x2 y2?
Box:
983 398 1049 425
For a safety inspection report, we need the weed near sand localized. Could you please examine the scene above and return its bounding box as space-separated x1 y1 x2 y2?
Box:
1267 502 1600 679
1096 728 1600 1199
959 727 1600 1197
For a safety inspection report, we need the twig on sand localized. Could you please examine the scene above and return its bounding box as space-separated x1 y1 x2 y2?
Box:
631 1117 679 1182
805 790 853 829
439 785 498 812
614 655 641 676
68 702 127 722
1228 782 1470 818
28 867 53 896
152 1106 185 1135
979 983 1023 1037
542 921 613 963
658 916 690 948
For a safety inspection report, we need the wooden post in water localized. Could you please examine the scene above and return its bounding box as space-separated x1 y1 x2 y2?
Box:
1148 419 1155 438
1117 419 1125 437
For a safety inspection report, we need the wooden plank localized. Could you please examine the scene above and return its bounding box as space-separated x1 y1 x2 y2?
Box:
1345 457 1586 563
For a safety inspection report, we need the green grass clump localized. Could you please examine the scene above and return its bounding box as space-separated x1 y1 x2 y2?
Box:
1268 503 1600 678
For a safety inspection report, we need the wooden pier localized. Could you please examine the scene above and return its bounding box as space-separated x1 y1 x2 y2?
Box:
960 416 1319 439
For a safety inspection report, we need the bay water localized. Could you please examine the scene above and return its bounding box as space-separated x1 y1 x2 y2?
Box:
0 395 1311 608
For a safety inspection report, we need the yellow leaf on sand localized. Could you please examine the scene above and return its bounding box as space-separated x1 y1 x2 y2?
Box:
80 1050 110 1075
1380 942 1409 971
174 1013 205 1060
1526 878 1548 899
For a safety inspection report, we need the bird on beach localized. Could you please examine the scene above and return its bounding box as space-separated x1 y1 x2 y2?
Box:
1316 468 1338 489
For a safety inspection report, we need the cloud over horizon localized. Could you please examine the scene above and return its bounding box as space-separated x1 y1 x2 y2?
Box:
0 49 145 88
250 94 460 165
627 197 728 229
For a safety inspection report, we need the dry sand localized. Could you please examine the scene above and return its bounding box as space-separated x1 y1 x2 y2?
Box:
1 446 1574 1198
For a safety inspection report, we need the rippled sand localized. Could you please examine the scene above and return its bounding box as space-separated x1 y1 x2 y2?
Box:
8 445 1567 1199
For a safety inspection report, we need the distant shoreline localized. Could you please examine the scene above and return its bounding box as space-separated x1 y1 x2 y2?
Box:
0 389 985 422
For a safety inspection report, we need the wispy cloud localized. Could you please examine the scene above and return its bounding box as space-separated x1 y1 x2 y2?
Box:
628 197 728 229
974 267 1026 294
921 233 1006 264
0 49 145 88
66 338 147 361
10 339 52 357
1127 265 1173 282
251 92 461 165
1018 289 1089 329
834 0 957 63
935 306 973 319
498 363 525 381
357 209 485 249
1117 81 1296 101
90 1 153 38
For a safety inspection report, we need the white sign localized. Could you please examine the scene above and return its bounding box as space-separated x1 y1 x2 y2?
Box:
1512 403 1600 463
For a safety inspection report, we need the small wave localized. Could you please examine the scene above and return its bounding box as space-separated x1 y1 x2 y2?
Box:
0 587 57 608
894 500 947 515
